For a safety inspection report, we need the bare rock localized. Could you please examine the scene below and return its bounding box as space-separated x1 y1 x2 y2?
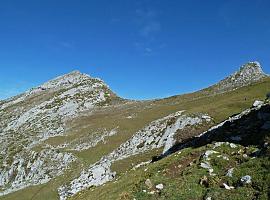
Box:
240 175 252 184
155 183 164 190
145 179 153 189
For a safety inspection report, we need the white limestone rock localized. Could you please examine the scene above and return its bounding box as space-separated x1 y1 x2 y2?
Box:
213 61 268 93
58 159 115 200
226 168 234 177
0 149 75 196
223 183 234 190
203 150 218 160
253 100 264 108
229 143 237 148
200 162 211 169
155 183 164 190
241 175 252 184
0 71 114 195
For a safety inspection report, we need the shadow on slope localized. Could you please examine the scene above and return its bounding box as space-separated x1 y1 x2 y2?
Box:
153 102 270 162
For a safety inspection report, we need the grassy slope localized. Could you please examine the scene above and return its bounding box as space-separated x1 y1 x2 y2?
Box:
73 143 269 200
1 77 269 200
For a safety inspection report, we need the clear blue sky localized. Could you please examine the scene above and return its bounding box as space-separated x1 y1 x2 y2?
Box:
0 0 270 100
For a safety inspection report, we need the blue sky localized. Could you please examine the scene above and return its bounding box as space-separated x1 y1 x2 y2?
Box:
0 0 270 100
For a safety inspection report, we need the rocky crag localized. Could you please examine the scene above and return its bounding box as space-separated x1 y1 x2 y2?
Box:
205 61 268 94
0 71 117 195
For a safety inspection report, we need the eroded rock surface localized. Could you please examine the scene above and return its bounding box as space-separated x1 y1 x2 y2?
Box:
58 111 213 199
0 71 116 195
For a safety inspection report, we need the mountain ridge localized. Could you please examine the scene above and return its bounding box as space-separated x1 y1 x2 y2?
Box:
1 61 268 104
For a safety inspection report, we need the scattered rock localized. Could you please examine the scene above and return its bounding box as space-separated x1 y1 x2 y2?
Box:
222 183 234 190
243 154 248 158
208 168 216 176
226 168 234 177
223 156 229 160
237 149 244 154
213 142 224 148
148 191 155 195
217 155 229 160
240 175 252 184
229 143 237 148
200 162 211 169
203 150 218 160
145 179 153 189
200 162 215 176
155 183 164 190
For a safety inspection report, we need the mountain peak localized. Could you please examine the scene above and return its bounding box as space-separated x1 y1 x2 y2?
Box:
238 61 265 76
68 70 82 74
1 70 118 110
212 61 268 93
30 70 98 93
63 70 88 78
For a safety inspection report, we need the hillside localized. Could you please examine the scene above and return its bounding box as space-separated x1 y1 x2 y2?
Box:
71 102 270 200
0 62 269 200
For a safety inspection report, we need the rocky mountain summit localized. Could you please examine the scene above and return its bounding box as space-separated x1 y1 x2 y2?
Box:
209 61 268 93
0 71 118 195
0 62 269 200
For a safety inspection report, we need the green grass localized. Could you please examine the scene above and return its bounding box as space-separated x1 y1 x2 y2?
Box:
70 142 269 200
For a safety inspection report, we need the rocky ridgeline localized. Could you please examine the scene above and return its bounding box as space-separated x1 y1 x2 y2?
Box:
58 111 213 199
212 61 268 93
0 71 114 195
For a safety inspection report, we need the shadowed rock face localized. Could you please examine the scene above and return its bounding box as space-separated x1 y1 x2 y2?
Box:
158 102 270 160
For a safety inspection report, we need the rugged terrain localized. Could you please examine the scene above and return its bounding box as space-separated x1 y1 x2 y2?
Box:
0 62 269 200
